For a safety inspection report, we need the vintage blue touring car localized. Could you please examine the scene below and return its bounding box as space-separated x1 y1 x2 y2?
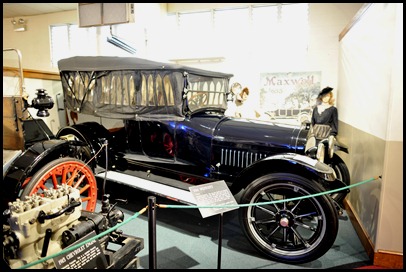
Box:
3 56 350 264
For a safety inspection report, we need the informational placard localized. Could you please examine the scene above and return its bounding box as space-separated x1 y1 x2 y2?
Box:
53 231 108 269
189 180 238 218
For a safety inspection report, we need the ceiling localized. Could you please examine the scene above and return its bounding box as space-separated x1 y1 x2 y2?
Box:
3 3 78 19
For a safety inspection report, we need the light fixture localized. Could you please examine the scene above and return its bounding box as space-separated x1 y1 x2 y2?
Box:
11 18 27 32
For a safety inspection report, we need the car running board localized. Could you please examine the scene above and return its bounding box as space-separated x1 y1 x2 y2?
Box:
95 171 197 205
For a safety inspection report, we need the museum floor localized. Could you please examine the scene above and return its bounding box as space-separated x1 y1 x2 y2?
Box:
97 181 372 269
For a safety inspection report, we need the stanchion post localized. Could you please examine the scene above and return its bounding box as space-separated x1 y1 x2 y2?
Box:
148 196 157 269
217 213 223 269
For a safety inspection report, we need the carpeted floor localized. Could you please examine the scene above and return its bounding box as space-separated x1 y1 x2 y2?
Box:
97 181 374 269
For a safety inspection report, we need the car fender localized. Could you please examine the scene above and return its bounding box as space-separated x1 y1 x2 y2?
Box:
55 121 128 171
230 153 336 194
335 139 349 154
56 121 110 160
2 140 82 211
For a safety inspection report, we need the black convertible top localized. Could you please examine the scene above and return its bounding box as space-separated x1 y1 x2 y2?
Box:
58 56 233 121
58 56 233 78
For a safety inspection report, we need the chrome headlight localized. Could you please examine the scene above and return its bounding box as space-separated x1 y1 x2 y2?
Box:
316 142 325 162
328 135 335 159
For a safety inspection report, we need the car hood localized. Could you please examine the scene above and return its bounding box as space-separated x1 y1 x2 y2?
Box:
213 117 305 153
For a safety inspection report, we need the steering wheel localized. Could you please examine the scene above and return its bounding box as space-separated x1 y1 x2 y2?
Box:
189 92 208 106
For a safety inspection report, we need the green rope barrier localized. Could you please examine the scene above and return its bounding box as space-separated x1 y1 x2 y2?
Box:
160 176 380 209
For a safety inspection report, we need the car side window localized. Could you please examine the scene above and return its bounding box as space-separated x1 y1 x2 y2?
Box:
163 75 175 106
139 73 175 107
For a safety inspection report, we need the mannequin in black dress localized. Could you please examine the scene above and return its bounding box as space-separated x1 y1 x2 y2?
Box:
311 86 338 138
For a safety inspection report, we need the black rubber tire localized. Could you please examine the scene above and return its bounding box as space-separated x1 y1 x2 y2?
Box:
20 157 98 212
239 173 339 264
328 155 351 204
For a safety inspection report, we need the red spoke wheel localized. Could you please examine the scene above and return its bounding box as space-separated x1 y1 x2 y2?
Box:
20 157 98 212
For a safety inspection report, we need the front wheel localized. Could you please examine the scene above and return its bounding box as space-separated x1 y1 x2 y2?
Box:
327 155 351 204
239 173 338 264
19 157 98 212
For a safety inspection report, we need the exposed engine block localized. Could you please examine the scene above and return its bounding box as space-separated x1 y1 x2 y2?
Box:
3 185 143 269
3 185 83 268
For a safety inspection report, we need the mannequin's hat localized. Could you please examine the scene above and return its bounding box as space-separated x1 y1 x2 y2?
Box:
318 86 333 98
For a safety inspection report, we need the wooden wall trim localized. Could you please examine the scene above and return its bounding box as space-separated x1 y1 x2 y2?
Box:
339 3 372 41
374 251 404 269
3 66 60 81
344 199 404 269
344 199 375 261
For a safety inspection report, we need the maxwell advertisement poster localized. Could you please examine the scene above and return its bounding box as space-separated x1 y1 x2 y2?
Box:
259 72 321 122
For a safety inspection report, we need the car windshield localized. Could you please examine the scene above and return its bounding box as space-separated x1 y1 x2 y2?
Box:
186 74 229 113
58 56 233 121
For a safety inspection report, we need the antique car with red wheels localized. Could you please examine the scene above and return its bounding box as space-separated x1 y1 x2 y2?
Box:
2 56 350 265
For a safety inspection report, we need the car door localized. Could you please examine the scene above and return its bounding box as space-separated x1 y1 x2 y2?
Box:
139 121 175 160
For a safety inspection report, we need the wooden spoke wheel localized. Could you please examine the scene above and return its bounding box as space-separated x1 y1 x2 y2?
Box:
20 157 98 212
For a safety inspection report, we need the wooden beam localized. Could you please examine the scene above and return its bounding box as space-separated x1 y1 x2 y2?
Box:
3 66 60 81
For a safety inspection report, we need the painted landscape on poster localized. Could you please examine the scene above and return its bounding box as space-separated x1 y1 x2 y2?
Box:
259 71 321 122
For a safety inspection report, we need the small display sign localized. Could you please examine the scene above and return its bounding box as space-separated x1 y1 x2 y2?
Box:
189 180 239 218
53 231 108 269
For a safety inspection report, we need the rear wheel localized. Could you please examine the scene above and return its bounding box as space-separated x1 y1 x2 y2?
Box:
239 173 338 264
20 157 98 212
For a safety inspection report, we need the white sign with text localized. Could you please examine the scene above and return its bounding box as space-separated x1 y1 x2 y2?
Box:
189 180 238 218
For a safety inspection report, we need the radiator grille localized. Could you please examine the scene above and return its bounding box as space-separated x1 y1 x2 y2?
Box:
220 148 267 168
